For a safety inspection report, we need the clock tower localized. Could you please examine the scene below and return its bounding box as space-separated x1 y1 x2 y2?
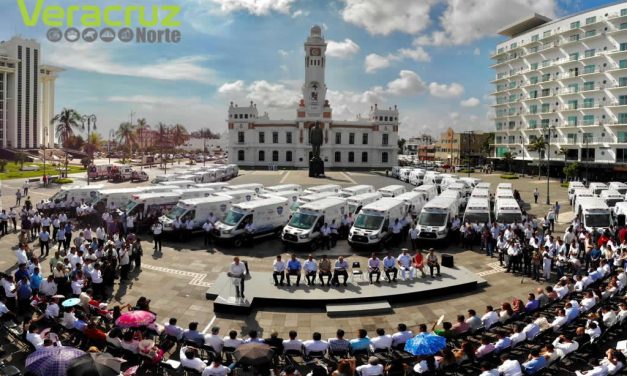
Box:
302 25 327 118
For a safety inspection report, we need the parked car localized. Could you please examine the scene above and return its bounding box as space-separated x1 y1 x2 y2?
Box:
131 170 149 182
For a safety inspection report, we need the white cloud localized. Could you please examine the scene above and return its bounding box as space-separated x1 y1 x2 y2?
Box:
278 49 290 57
473 47 481 56
385 70 427 96
364 53 391 73
46 43 216 84
206 0 295 15
449 112 460 120
460 97 480 107
428 82 465 98
218 80 246 94
326 39 360 59
414 0 557 46
107 95 203 107
340 0 436 36
291 9 310 18
218 80 299 109
364 46 430 73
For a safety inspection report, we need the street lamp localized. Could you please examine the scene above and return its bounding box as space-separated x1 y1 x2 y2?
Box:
544 125 555 205
42 127 49 187
108 129 114 164
520 135 525 177
81 114 97 185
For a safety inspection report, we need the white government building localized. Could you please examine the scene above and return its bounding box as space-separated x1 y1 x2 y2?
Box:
227 25 399 169
491 2 627 174
0 36 61 150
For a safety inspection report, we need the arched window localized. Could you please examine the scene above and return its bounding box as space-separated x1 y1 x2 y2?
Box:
272 150 279 162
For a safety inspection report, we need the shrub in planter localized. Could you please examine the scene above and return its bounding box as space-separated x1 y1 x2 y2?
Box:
500 174 519 180
56 178 74 184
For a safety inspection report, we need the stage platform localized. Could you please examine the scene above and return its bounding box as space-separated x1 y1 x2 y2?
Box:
206 266 487 315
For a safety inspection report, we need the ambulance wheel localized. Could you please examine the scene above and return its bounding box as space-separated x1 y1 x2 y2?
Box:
233 237 243 248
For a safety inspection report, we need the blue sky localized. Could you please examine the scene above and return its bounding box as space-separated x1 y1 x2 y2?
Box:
0 0 619 139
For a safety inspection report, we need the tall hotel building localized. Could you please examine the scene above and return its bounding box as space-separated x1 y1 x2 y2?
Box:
491 2 627 176
0 36 61 150
227 26 399 169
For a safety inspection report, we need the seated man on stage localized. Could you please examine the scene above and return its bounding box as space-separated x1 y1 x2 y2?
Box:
383 252 398 283
273 255 286 286
397 249 415 281
333 256 349 287
286 254 302 287
318 255 332 287
368 252 381 284
413 250 427 278
303 255 317 286
427 248 441 278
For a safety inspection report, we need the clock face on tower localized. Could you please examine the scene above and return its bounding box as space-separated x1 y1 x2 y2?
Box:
310 47 321 56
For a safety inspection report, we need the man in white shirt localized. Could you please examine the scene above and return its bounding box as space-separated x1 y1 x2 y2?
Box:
39 276 57 297
282 330 303 354
26 327 44 349
223 330 244 350
303 332 329 355
551 335 579 358
574 358 608 376
368 253 381 284
202 359 230 376
208 212 218 225
481 306 499 329
509 325 526 346
549 309 568 331
303 255 318 286
479 362 499 376
202 220 214 247
370 328 392 352
497 354 523 376
272 255 286 286
391 324 412 349
580 292 597 312
396 249 414 281
204 327 224 353
356 357 384 376
180 346 207 373
15 248 28 265
228 257 246 298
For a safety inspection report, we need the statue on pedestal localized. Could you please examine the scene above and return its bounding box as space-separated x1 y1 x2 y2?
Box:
309 122 325 177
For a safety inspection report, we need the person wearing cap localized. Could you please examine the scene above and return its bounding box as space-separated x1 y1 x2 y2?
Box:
204 327 224 353
427 248 441 278
356 356 384 376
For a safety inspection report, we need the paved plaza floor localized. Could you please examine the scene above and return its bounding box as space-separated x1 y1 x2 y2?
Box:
0 167 574 362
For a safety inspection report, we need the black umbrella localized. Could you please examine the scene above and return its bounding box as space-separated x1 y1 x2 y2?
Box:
66 352 124 376
233 343 274 366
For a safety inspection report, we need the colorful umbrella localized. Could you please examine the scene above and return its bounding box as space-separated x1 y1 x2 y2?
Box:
115 310 156 328
404 333 447 356
67 352 124 376
25 346 86 376
62 298 81 307
234 343 274 366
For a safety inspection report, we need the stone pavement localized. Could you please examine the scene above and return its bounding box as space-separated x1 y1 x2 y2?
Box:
0 170 574 346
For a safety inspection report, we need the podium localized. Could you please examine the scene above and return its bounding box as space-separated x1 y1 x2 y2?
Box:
309 156 325 177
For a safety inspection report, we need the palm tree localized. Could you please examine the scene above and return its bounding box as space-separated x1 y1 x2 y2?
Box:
528 138 546 179
116 121 136 161
171 124 189 147
84 132 103 156
51 108 81 171
135 118 150 152
502 151 514 173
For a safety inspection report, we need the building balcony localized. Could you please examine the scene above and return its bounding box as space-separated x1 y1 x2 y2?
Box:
607 11 627 24
605 48 627 57
557 136 617 145
605 100 627 109
490 75 510 83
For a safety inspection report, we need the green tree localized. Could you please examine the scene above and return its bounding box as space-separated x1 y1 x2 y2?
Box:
14 151 28 169
135 118 150 154
51 108 82 170
481 132 495 158
503 151 514 173
563 162 580 181
116 121 136 160
398 138 407 155
171 123 189 147
80 156 93 169
527 138 546 179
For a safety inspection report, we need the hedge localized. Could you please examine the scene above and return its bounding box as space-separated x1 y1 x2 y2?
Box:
560 182 569 188
56 178 74 184
500 174 519 180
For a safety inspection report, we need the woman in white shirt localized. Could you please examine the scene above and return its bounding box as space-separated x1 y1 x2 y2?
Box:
120 331 141 354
